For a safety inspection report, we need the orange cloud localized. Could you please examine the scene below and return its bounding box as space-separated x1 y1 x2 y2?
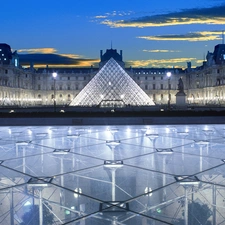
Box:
102 18 225 28
59 53 82 59
126 57 197 68
17 48 57 54
101 5 225 28
137 31 222 42
21 60 100 68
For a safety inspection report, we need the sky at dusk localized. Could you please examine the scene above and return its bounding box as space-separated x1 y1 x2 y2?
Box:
2 0 225 68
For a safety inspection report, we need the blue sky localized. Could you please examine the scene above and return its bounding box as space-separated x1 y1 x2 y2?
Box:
2 0 225 68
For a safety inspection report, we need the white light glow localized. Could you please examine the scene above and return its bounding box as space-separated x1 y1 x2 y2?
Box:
27 129 32 135
24 201 31 206
52 72 57 78
126 128 131 133
145 187 153 196
74 188 82 198
166 72 171 78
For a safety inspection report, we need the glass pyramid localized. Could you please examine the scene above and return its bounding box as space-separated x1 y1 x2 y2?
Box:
70 58 155 107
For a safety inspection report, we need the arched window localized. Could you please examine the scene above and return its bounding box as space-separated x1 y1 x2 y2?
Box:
67 94 71 101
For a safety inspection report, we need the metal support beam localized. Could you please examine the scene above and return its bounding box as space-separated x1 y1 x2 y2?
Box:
112 169 116 202
10 188 14 225
213 184 216 225
184 187 188 225
39 189 43 225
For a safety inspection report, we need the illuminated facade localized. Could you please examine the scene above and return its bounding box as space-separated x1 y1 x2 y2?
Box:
0 43 225 108
185 44 225 106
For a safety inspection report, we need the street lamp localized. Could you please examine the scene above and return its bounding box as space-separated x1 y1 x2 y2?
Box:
52 72 57 112
166 72 171 110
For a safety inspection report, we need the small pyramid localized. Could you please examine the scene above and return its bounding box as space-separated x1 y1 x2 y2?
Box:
70 58 155 107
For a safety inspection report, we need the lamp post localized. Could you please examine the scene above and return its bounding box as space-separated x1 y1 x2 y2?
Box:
166 72 171 110
52 72 57 112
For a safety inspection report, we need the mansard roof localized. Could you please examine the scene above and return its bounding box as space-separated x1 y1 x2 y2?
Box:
101 49 122 63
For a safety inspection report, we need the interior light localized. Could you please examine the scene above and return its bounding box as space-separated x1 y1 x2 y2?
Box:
74 188 82 198
24 201 32 206
126 128 131 133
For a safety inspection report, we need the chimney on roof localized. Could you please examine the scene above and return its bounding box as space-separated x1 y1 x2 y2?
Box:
120 50 123 60
100 50 103 60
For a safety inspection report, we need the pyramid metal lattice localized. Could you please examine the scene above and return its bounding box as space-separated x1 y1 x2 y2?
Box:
70 58 155 107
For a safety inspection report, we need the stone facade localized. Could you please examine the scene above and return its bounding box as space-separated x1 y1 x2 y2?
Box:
0 44 225 108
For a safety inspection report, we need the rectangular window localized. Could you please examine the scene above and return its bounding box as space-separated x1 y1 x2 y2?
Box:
153 94 155 101
153 76 155 80
145 85 148 90
5 70 8 74
38 85 41 90
153 84 156 90
161 84 163 89
145 77 147 80
169 84 171 90
161 94 163 100
68 77 70 80
161 76 163 80
68 86 70 90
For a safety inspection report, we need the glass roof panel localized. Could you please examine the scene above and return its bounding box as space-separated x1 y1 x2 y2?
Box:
0 124 225 224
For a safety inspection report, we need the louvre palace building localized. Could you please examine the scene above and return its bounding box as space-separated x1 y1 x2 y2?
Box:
0 42 225 108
